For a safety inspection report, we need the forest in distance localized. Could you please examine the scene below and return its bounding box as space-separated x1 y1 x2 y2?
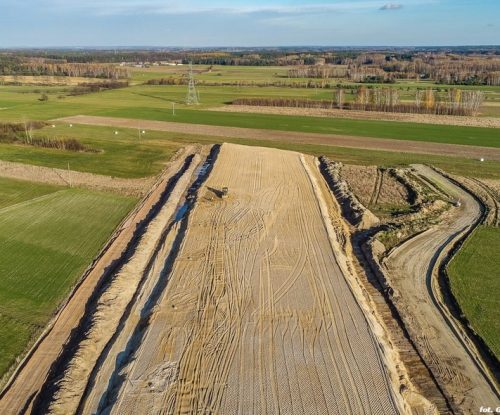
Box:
1 46 500 85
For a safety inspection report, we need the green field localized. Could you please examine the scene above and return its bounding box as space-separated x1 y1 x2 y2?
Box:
128 64 500 114
0 179 136 378
0 177 61 209
129 64 500 89
448 226 500 358
1 80 499 179
99 106 500 148
0 124 181 178
0 82 499 149
0 123 498 179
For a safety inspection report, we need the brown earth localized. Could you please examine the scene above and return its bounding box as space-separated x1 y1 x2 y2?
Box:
56 115 500 161
482 179 500 195
0 159 155 196
318 159 500 413
0 146 198 415
210 105 500 128
100 144 403 414
340 165 409 209
321 160 450 414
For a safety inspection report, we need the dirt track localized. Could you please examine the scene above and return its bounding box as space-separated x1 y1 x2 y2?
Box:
56 115 500 161
383 165 499 413
0 159 154 196
0 146 197 415
70 143 402 414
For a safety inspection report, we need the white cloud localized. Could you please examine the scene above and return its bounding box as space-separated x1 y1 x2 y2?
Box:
380 3 403 10
40 0 407 16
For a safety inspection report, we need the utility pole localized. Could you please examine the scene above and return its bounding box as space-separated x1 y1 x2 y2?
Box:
67 162 72 188
186 62 199 105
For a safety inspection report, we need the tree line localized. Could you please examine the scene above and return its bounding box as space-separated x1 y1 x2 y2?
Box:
2 49 498 85
0 121 97 152
145 77 351 89
69 80 129 95
232 87 484 116
0 56 129 79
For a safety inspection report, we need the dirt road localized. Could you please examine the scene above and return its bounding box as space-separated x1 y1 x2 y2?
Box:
56 115 500 161
383 165 499 414
79 143 402 414
0 146 197 415
0 159 154 196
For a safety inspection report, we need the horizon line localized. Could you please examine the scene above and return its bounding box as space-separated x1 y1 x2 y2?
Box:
1 44 499 50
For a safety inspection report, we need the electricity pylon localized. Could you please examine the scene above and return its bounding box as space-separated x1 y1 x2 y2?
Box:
186 62 199 105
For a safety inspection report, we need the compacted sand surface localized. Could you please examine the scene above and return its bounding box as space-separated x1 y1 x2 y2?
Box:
86 144 401 414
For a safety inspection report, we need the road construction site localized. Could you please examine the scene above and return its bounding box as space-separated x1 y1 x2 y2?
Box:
0 142 498 415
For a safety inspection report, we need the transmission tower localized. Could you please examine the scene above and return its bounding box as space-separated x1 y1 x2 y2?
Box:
186 62 199 105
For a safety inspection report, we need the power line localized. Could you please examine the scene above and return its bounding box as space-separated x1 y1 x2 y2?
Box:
186 62 199 105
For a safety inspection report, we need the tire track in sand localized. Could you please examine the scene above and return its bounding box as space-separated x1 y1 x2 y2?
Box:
81 143 402 415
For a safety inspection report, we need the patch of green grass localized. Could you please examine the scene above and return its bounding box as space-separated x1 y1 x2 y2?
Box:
0 187 137 377
0 177 61 209
128 65 291 83
448 226 500 358
0 315 32 380
370 203 414 219
0 124 181 178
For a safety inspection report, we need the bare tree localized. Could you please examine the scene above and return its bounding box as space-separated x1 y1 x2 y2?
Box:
23 117 32 144
335 88 345 109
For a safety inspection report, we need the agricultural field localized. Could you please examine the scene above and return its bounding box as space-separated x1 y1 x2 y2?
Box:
0 178 136 379
0 123 181 178
1 75 499 144
55 117 500 179
128 64 500 115
0 176 60 209
448 226 500 358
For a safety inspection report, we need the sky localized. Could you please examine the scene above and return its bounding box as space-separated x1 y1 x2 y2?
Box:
0 0 499 47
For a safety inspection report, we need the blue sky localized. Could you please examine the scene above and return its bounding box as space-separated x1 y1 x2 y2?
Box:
1 0 499 47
